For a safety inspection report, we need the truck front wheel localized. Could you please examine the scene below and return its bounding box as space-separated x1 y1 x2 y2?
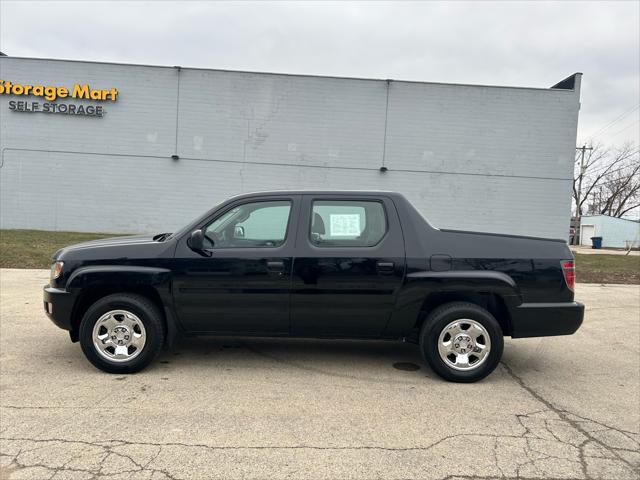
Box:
79 293 165 374
419 302 503 383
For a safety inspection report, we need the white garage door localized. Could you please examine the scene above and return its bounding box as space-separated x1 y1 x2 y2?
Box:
580 224 596 245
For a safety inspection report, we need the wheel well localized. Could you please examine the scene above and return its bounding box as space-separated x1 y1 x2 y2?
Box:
415 292 512 336
69 285 166 342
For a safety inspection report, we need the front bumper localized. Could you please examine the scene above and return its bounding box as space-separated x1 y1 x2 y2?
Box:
43 285 75 331
510 301 584 338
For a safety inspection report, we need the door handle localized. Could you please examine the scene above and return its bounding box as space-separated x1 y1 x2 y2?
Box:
266 260 285 272
376 261 395 272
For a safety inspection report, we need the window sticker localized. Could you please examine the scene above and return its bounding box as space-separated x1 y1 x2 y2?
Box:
330 214 361 237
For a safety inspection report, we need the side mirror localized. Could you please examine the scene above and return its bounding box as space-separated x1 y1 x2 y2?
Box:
189 229 205 251
233 225 245 239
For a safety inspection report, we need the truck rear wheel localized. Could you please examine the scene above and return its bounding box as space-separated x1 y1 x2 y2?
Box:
419 302 503 382
79 293 165 374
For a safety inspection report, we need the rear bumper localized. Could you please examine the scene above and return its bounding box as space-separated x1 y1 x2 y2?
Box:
510 301 584 338
43 285 75 331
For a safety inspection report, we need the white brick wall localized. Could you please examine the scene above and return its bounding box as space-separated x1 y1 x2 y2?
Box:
0 58 580 238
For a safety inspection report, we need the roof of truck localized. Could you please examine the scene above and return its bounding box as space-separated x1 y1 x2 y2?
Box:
231 190 402 197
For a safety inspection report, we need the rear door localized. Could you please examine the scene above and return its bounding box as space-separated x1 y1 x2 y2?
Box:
290 194 406 337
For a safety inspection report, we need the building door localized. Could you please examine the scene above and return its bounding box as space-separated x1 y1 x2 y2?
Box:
580 224 595 245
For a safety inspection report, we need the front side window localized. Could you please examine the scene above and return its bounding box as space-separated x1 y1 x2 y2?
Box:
310 200 387 247
204 200 291 248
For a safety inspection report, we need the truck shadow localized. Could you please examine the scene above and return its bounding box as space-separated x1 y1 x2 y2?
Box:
151 336 566 385
154 336 434 382
52 334 549 384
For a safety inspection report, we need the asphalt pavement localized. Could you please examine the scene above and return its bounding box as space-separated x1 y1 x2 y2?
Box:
0 269 638 480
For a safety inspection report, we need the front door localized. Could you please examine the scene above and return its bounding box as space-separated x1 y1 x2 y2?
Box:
172 196 299 334
291 195 406 337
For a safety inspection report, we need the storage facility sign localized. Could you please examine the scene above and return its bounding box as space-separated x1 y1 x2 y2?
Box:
0 80 118 117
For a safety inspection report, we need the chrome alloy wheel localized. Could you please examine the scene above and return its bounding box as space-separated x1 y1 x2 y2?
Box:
437 319 491 371
92 310 147 362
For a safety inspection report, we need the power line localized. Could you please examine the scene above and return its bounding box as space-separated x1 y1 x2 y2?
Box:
578 163 640 192
589 162 639 179
578 148 640 177
586 104 640 140
610 119 640 139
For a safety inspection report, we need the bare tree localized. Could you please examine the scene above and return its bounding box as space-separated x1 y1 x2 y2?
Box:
573 142 640 219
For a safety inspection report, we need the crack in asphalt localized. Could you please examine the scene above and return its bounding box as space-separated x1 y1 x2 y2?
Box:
3 275 637 479
1 361 638 480
241 341 434 385
501 361 639 478
442 477 590 480
1 346 638 480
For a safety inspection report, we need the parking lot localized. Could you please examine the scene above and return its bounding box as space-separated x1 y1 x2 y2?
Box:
0 268 638 480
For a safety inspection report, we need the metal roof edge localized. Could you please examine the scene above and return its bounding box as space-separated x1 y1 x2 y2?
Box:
1 55 580 93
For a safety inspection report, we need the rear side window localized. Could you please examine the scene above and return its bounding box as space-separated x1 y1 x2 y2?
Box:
310 200 387 247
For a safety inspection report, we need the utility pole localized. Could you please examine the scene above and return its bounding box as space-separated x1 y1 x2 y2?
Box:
575 145 593 244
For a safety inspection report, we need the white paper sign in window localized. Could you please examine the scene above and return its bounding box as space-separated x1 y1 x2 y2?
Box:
330 214 361 237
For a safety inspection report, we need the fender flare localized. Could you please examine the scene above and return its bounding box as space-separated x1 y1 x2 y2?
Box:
66 266 179 347
385 270 522 336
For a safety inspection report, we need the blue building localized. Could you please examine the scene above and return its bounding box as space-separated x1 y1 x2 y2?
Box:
580 215 640 249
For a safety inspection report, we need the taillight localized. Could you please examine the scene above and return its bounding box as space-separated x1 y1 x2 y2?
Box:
561 260 575 291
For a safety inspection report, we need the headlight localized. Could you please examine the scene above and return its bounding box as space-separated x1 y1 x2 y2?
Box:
51 261 64 281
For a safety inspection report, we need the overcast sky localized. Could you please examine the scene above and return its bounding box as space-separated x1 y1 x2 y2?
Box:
1 0 638 148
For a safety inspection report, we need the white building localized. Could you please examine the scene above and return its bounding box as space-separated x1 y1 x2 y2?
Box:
0 56 582 238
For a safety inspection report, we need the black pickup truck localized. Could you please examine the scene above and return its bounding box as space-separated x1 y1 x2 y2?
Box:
44 191 583 382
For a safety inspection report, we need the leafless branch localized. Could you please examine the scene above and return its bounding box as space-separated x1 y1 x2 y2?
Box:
573 142 640 222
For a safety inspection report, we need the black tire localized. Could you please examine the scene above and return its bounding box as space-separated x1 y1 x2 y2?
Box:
419 301 503 383
79 293 165 374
